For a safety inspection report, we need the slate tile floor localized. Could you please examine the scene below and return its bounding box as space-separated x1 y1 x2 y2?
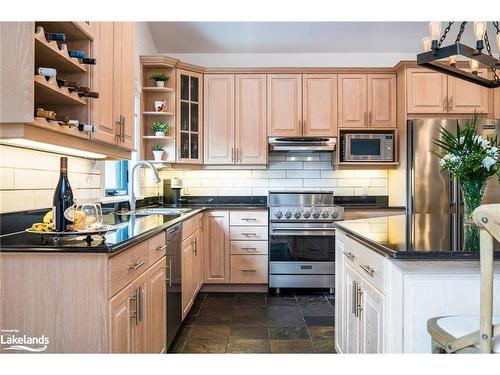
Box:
168 291 336 354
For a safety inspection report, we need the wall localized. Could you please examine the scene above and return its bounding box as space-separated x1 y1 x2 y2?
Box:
139 152 389 198
0 145 100 213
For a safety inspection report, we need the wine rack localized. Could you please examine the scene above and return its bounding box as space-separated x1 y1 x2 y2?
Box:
34 75 86 106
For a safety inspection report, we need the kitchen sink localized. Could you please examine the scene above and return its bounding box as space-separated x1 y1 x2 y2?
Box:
115 208 193 216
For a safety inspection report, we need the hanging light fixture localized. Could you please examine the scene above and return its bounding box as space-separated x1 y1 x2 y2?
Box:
417 21 500 88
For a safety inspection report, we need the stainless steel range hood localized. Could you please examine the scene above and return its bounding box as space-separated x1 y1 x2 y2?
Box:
268 137 336 152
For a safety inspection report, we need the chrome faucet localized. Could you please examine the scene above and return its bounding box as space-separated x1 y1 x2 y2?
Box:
129 161 161 212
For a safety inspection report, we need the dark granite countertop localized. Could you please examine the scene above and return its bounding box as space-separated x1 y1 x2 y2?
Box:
335 214 500 260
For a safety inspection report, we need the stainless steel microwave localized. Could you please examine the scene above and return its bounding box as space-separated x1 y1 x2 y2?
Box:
341 133 394 162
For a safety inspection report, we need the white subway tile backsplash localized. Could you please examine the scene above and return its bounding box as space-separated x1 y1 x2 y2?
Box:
252 187 272 196
269 154 286 161
218 188 252 196
217 170 252 179
354 170 388 178
14 169 55 190
0 145 36 169
286 170 320 179
269 179 302 187
337 178 371 188
320 153 333 161
252 170 286 179
303 179 337 188
0 190 35 213
331 188 355 196
201 179 235 188
185 187 218 196
285 153 320 162
269 161 302 170
370 178 389 187
303 161 332 170
34 190 53 209
0 168 15 189
235 179 268 188
182 179 201 188
368 187 389 195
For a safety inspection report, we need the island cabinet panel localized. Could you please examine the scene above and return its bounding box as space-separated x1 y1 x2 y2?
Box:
302 74 338 136
338 74 367 128
109 284 134 353
147 258 166 353
344 264 362 353
359 278 384 353
235 74 267 164
204 74 235 164
203 210 230 283
267 74 302 136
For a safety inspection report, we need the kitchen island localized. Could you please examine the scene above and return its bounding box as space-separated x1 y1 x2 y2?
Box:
334 214 500 353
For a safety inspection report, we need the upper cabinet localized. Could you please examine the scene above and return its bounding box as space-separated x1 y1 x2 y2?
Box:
177 69 203 164
338 74 396 128
204 74 267 165
303 74 338 136
406 67 489 114
92 22 135 150
267 74 302 136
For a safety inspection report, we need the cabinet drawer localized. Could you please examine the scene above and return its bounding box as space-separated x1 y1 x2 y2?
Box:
355 239 385 293
148 231 167 265
182 213 203 241
110 241 149 296
230 210 268 226
342 234 360 269
230 255 268 284
230 226 268 241
230 240 268 255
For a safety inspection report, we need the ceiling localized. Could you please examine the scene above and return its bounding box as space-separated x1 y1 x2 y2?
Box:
147 22 498 54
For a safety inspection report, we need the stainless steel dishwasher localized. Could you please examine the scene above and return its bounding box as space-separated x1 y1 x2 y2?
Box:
166 223 182 350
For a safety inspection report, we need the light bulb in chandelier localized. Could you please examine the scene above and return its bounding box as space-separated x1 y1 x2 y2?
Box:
421 36 432 52
496 32 500 58
449 55 457 67
473 21 486 52
429 22 442 52
469 59 480 74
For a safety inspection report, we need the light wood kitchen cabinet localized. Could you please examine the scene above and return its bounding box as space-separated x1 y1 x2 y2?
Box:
181 231 196 318
195 215 204 292
338 73 396 128
235 74 267 164
147 258 166 353
130 271 148 353
495 88 500 119
109 284 134 353
267 74 302 136
204 75 235 164
203 210 230 283
406 67 489 114
92 22 135 149
303 74 338 136
367 74 396 127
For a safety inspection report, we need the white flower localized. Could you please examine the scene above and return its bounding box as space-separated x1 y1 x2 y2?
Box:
473 135 483 145
459 136 465 144
491 146 498 153
480 139 491 150
439 158 446 167
482 156 497 171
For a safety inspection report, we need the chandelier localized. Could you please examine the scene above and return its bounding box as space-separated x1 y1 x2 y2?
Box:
417 21 500 88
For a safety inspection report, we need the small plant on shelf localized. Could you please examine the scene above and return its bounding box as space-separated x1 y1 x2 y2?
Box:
152 144 165 161
151 121 171 136
150 73 170 87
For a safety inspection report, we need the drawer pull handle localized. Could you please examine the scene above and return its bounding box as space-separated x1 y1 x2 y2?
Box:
156 244 168 251
343 251 355 261
241 232 257 237
241 247 257 251
240 269 257 272
129 261 145 271
241 218 258 221
359 264 375 276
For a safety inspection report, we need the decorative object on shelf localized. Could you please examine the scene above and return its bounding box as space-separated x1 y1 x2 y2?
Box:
151 121 171 136
433 115 499 250
152 144 165 161
150 72 169 87
154 100 167 112
38 66 57 78
417 21 500 88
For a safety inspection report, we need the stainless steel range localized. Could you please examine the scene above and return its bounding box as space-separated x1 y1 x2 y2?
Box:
268 191 344 293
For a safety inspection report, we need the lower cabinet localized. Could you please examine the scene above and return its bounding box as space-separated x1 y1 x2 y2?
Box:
181 229 202 318
147 258 167 353
203 210 230 283
109 284 134 353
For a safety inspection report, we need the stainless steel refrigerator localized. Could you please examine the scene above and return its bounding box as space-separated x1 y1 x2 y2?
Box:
406 118 500 251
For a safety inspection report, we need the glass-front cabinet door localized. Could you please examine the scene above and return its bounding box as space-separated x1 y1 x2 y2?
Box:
176 69 203 164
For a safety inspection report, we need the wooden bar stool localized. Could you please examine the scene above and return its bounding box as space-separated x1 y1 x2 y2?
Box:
427 204 500 354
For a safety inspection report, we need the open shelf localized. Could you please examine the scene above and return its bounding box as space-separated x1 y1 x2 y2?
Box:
29 117 88 139
34 75 87 106
142 135 175 140
34 27 87 73
142 111 174 116
142 86 174 92
35 21 93 40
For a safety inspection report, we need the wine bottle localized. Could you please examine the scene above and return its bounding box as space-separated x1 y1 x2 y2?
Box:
38 67 57 77
78 123 96 132
57 117 79 127
68 50 86 59
79 57 96 65
78 91 99 98
35 108 56 120
52 157 74 232
45 32 65 42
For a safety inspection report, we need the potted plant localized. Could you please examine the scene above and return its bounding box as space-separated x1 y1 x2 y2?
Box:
433 115 499 250
150 73 169 87
151 121 170 136
152 144 165 161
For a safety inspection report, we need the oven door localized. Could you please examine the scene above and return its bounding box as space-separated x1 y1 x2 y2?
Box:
345 134 384 162
269 223 335 262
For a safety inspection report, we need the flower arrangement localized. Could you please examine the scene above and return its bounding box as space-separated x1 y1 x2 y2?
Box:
151 121 171 135
433 115 499 250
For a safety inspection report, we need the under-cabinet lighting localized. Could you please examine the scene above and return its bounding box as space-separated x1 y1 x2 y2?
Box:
0 139 107 159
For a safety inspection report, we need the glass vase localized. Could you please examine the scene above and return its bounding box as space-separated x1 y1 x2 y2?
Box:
460 179 487 251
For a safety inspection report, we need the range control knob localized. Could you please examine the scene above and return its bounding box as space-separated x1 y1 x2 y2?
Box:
275 210 283 219
285 211 292 219
312 211 321 219
294 210 302 219
331 211 339 219
321 211 330 218
303 210 311 218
